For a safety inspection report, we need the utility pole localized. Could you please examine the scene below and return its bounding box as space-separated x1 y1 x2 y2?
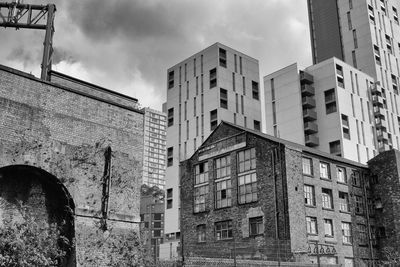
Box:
0 1 56 81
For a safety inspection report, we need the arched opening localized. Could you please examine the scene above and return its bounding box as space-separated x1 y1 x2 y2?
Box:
0 165 76 266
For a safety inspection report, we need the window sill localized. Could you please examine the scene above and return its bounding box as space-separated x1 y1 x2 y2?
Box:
322 207 334 211
337 182 348 185
305 204 316 208
324 239 337 244
358 243 368 247
303 173 314 178
193 210 209 214
339 210 351 214
307 233 318 237
342 242 352 246
238 200 259 206
214 206 232 211
324 235 334 239
249 234 264 238
216 238 234 242
320 178 332 182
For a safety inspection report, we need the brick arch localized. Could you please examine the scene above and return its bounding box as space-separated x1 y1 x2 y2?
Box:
0 165 76 267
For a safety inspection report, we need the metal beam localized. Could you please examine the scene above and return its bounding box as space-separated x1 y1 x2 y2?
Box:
0 2 56 81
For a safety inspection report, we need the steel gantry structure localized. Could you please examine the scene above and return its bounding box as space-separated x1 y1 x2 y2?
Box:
0 1 56 81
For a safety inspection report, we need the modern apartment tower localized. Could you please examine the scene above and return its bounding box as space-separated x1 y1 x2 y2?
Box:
141 107 167 189
161 43 262 258
264 58 387 164
306 0 400 153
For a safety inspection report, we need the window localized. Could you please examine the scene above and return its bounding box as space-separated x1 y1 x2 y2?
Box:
215 179 232 208
347 12 352 30
215 221 232 240
237 148 256 172
324 219 334 237
194 185 209 213
239 56 243 74
304 185 315 206
168 70 174 89
195 162 209 184
302 158 313 175
339 192 350 212
322 188 333 209
219 48 227 68
238 172 257 204
249 217 263 236
342 222 352 244
252 81 259 100
352 170 361 186
394 7 399 24
358 224 368 244
210 68 217 88
337 167 347 183
352 50 357 68
234 54 237 72
342 114 350 139
197 225 206 242
215 155 231 179
329 140 341 156
210 109 218 131
232 72 236 91
220 88 228 109
320 162 330 179
167 188 173 209
353 29 358 49
355 195 364 214
193 58 196 77
325 89 337 114
306 216 317 234
254 120 261 131
167 108 174 127
167 147 173 167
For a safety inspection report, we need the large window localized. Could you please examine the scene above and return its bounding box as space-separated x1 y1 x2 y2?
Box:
358 224 368 244
215 155 231 179
167 147 173 167
304 185 315 206
302 157 313 175
210 109 218 131
355 195 364 214
306 216 317 234
210 68 217 88
238 172 257 204
325 89 337 114
320 162 330 179
252 81 259 100
194 185 209 213
167 188 173 209
342 222 352 244
339 191 350 212
337 166 347 183
237 148 256 172
352 170 361 187
220 88 228 109
197 224 206 242
215 179 232 208
215 221 232 240
167 108 174 127
168 70 174 89
219 48 227 68
195 162 209 184
322 188 333 209
249 217 263 236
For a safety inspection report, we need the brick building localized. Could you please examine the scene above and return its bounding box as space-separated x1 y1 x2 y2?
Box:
0 65 143 266
180 121 400 266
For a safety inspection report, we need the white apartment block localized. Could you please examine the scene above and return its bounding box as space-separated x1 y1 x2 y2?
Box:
305 0 400 157
161 43 262 258
264 57 389 164
141 107 167 189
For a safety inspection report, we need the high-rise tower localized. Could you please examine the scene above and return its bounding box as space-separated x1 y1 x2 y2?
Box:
161 43 262 258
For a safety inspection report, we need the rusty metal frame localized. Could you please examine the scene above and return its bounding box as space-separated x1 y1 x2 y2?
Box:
0 2 56 81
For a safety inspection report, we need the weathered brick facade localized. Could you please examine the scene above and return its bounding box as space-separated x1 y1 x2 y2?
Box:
0 65 143 266
180 122 389 266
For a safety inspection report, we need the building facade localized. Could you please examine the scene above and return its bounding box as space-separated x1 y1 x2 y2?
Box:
141 107 167 189
181 121 400 266
162 43 262 258
306 0 400 156
264 57 386 164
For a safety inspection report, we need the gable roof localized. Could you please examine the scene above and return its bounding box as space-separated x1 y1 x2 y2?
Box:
194 121 367 169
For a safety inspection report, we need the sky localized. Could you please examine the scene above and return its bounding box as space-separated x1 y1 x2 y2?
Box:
1 0 312 111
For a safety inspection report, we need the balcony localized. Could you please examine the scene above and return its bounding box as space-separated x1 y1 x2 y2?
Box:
304 121 318 134
305 134 319 147
372 95 384 107
303 109 317 122
376 118 388 130
373 107 385 118
300 71 314 84
302 96 316 109
301 84 315 96
376 131 388 141
371 84 382 95
378 143 391 152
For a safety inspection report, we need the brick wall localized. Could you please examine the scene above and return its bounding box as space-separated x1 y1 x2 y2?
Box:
0 65 144 266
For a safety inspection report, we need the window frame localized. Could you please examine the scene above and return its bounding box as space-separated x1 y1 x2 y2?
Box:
304 184 315 206
306 216 318 235
320 162 331 180
322 188 334 210
215 220 233 241
249 217 264 236
302 157 313 176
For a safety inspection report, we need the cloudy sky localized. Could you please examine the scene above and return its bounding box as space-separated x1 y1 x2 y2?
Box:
1 0 312 110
